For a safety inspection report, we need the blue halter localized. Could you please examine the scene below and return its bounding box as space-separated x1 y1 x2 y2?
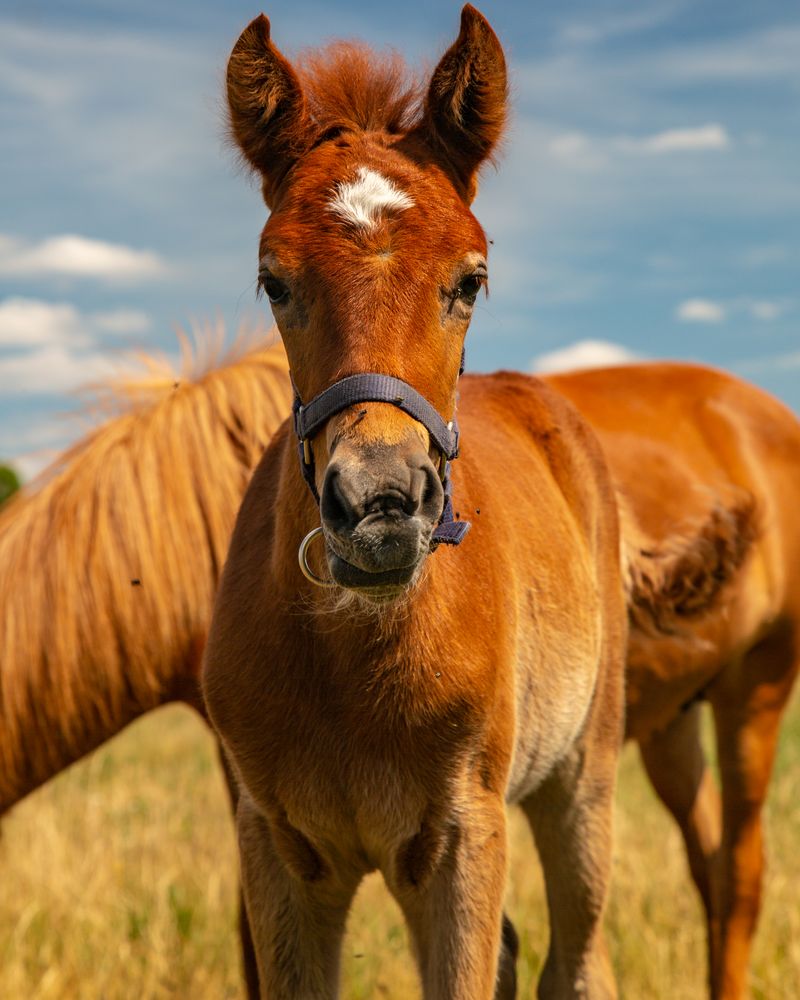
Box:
291 351 470 547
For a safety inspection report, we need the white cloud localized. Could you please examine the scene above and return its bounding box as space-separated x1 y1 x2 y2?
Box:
8 452 57 483
0 297 152 348
675 297 790 324
0 297 152 396
738 245 789 269
547 132 609 171
631 124 731 154
547 132 591 159
0 234 166 282
735 351 800 375
545 123 730 172
748 300 783 321
676 298 726 323
558 3 687 47
0 297 90 348
0 344 116 395
531 339 640 373
0 417 77 481
91 309 152 335
651 26 800 83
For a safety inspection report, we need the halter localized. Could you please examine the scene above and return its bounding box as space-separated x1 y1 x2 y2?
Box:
291 349 470 551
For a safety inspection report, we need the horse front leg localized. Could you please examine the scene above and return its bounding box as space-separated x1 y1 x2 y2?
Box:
392 787 509 1000
236 792 359 1000
216 745 260 1000
522 742 619 1000
707 623 800 1000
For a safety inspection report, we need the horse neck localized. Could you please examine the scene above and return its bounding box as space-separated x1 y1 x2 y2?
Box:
0 344 293 812
271 441 449 677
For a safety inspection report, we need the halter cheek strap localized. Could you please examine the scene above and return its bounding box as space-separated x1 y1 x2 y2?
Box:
291 351 470 547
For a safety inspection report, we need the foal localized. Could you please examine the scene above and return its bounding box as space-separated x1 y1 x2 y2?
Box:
203 8 626 999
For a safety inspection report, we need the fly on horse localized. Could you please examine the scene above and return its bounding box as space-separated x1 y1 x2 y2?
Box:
545 363 800 1000
203 8 629 998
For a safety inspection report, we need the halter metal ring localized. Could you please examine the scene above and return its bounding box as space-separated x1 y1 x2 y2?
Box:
298 526 336 588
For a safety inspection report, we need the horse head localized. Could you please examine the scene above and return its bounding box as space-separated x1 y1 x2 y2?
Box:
226 5 507 597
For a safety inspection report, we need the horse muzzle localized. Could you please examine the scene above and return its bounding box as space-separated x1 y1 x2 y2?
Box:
316 441 444 591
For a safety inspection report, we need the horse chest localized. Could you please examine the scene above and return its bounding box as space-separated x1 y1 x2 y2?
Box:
234 666 477 869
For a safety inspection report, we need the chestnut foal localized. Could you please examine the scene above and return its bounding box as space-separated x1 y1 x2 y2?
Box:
203 8 626 999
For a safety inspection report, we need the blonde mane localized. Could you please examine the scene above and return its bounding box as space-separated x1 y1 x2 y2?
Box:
0 325 292 808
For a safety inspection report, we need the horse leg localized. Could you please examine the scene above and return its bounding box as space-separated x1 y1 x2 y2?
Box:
393 789 509 1000
707 622 799 1000
217 745 260 1000
496 912 520 999
638 700 722 983
521 745 619 1000
236 792 359 1000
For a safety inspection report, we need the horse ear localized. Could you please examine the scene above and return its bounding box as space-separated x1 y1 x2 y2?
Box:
421 5 508 202
227 14 311 206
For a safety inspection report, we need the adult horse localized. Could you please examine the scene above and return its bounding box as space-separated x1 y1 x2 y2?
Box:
0 333 292 998
545 363 800 1000
0 334 290 811
203 8 628 999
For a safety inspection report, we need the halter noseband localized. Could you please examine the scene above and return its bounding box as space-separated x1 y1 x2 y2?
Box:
292 351 470 548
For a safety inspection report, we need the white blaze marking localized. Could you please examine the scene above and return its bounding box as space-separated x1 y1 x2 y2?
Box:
328 167 413 229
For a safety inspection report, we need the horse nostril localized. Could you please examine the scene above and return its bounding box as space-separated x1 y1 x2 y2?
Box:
321 469 357 532
420 463 445 521
421 465 441 508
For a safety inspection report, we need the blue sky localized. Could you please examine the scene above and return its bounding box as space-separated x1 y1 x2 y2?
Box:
1 0 798 477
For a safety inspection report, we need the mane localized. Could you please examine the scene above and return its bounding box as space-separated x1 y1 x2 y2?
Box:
0 325 292 808
296 42 423 136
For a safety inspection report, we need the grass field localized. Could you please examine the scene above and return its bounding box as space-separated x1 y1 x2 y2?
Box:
1 691 798 999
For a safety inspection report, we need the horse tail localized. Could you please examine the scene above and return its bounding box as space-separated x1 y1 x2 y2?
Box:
622 490 760 635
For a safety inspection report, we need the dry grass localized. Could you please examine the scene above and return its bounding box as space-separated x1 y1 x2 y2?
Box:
1 692 798 999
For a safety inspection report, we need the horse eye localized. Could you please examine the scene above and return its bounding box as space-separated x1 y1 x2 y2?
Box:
260 273 290 305
456 272 486 306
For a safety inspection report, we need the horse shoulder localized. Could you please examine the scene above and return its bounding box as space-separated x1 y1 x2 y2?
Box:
455 374 626 797
459 371 621 556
